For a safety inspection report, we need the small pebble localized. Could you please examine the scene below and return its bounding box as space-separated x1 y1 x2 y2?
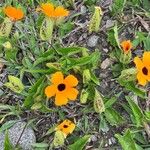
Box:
103 48 109 53
91 135 97 142
101 58 112 69
87 35 99 47
106 20 115 29
81 5 87 14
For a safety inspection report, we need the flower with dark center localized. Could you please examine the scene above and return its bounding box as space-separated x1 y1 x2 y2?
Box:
45 72 79 106
142 67 148 75
121 40 132 54
134 52 150 86
56 120 75 137
57 84 66 91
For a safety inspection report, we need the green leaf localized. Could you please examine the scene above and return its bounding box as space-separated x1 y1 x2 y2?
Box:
0 121 17 133
23 76 45 108
144 37 150 50
114 24 121 49
4 131 14 150
33 52 54 67
45 125 56 136
94 89 105 113
58 21 74 37
90 71 100 85
104 108 125 126
134 132 148 145
99 115 109 132
56 47 87 56
126 96 145 127
118 81 146 98
130 0 141 5
65 51 100 70
115 129 137 150
4 75 24 93
68 135 91 150
25 68 55 74
104 97 117 109
31 143 49 148
143 0 150 11
107 25 121 48
111 0 126 15
89 6 102 33
5 48 18 61
132 32 148 48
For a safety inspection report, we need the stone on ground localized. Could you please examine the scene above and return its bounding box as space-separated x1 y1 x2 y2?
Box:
0 121 36 150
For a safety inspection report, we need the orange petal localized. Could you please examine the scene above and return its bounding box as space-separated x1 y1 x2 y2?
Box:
67 88 79 101
64 75 78 87
134 57 143 70
143 52 150 66
137 72 147 86
40 3 54 17
145 68 150 81
4 6 24 21
51 72 64 85
45 85 56 98
55 93 68 106
54 6 69 17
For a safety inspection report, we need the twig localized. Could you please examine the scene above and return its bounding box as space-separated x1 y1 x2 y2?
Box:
15 122 28 148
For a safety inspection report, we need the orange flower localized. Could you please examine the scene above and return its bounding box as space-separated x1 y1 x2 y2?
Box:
45 72 79 106
3 6 24 21
54 6 69 17
56 119 75 136
134 52 150 86
37 3 69 18
121 40 132 54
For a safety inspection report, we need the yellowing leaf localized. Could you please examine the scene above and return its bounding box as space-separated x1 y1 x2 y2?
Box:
80 89 89 104
40 18 54 41
2 41 12 49
89 6 102 33
83 69 91 84
53 130 65 148
4 75 24 93
94 89 105 113
0 18 13 37
31 102 42 110
118 68 137 82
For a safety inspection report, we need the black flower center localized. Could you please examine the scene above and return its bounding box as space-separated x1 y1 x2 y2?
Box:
142 67 148 75
58 83 66 91
125 44 130 51
63 125 68 128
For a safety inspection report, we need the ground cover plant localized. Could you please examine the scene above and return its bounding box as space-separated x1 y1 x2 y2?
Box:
0 0 150 150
